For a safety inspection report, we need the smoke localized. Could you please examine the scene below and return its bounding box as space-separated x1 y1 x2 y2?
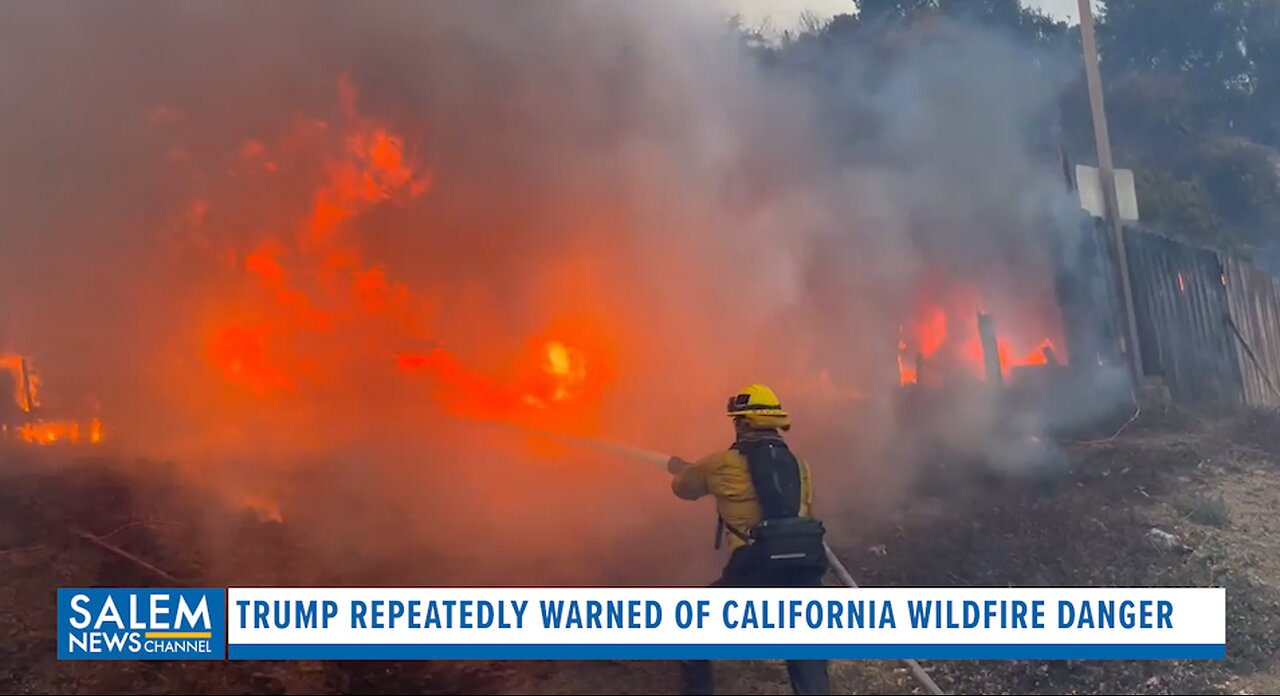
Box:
0 1 1097 584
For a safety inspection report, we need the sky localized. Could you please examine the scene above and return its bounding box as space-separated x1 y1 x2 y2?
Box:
720 0 1087 30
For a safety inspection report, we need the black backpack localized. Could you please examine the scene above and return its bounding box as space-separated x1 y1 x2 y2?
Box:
719 438 828 573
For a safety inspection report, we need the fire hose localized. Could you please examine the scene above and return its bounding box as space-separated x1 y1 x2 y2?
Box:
530 430 946 696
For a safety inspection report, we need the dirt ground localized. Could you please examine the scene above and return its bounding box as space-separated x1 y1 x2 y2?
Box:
2 406 1278 695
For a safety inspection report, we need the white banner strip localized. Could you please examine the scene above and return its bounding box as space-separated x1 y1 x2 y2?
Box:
227 587 1225 660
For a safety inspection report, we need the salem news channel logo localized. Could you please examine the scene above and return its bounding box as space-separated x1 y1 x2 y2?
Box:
57 589 226 660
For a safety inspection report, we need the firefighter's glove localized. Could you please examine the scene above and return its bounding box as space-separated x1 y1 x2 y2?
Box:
667 456 691 475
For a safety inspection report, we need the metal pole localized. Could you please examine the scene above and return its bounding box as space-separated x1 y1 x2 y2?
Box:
1077 0 1144 382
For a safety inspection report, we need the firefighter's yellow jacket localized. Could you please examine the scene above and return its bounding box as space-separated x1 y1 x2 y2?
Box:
671 444 814 551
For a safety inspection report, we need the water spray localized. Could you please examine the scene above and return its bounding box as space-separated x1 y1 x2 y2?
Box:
523 428 946 696
528 430 672 469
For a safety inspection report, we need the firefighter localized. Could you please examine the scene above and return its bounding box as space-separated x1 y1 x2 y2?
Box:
667 384 831 696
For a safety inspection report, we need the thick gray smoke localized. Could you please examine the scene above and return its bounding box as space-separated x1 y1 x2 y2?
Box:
0 1 1094 584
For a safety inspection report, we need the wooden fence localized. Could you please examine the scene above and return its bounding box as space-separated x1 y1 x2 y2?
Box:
1073 223 1280 409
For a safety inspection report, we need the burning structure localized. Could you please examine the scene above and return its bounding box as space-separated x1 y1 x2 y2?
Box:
0 354 102 446
895 273 1066 388
0 2 1122 586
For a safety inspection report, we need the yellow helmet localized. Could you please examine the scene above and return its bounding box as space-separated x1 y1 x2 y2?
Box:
726 383 791 430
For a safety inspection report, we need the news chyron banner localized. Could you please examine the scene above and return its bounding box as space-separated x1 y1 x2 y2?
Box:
59 587 1225 660
229 587 1223 660
58 589 226 660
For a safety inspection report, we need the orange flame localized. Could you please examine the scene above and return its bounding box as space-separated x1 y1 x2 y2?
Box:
896 278 1065 386
203 73 439 400
178 73 619 519
0 354 34 412
396 337 598 424
541 340 587 403
203 73 606 426
997 337 1058 370
1 355 105 446
897 333 916 385
21 421 79 445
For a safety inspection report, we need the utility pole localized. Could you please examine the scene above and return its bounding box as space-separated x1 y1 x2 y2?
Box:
1077 0 1144 382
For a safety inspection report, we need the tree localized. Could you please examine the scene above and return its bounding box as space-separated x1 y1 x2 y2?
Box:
761 0 1280 253
1092 0 1280 250
1100 0 1251 88
1241 0 1280 146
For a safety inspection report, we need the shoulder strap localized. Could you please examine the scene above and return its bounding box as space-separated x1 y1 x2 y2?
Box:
719 515 751 543
732 437 803 519
715 438 804 546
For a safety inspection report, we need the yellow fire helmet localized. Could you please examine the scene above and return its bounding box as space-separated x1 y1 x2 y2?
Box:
726 383 791 430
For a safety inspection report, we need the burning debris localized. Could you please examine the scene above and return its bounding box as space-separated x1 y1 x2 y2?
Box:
895 273 1068 389
0 354 102 447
